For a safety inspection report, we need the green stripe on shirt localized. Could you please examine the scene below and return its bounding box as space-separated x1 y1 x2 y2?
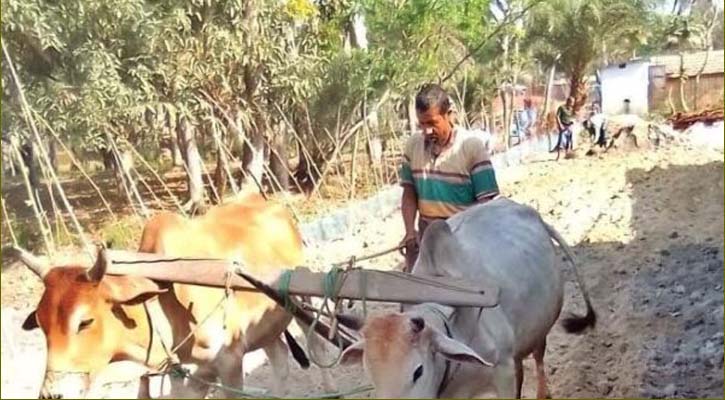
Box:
471 168 498 198
414 177 475 206
399 163 413 184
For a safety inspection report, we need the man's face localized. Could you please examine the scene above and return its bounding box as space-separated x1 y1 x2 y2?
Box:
566 98 574 108
417 106 452 145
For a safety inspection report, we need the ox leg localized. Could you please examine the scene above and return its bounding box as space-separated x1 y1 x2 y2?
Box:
263 338 290 396
214 345 245 399
533 340 551 399
293 317 337 393
492 359 517 399
515 358 524 399
170 365 215 399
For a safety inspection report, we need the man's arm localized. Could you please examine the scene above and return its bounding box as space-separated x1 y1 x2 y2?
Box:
468 136 500 203
556 107 564 131
399 142 419 241
401 185 418 237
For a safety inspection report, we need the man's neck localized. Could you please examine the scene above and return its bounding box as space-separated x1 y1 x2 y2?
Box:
429 127 456 156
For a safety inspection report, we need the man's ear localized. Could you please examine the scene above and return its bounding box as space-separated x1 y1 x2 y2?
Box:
431 329 497 367
22 310 39 330
339 339 365 366
105 276 167 304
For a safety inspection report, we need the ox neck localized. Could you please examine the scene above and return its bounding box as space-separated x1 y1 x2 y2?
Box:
114 299 172 370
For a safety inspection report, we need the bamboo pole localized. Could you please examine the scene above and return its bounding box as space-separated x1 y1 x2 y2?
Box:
37 147 72 244
132 167 166 211
211 120 239 195
116 136 187 217
1 197 18 246
261 133 306 195
106 131 149 219
310 90 391 197
3 40 89 249
32 109 118 222
9 139 54 254
194 94 303 223
272 104 323 190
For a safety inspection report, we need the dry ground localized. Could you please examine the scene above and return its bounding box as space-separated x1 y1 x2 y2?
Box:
2 135 723 398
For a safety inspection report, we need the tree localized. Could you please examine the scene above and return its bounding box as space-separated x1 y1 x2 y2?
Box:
527 0 657 112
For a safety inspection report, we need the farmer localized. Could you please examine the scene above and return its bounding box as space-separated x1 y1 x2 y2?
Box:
585 103 607 148
519 98 538 139
399 83 500 271
552 96 575 157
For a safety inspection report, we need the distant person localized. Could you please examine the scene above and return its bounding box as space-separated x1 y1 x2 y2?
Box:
552 96 575 159
520 98 538 138
585 104 607 148
398 83 500 271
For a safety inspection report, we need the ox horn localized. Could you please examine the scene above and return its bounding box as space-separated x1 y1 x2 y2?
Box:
2 245 50 279
86 243 110 282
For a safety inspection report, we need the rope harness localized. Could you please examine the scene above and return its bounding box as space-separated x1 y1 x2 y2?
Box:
92 243 486 398
131 246 406 398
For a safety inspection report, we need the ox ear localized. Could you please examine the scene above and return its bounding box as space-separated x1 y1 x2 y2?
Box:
431 330 496 367
22 310 39 331
339 339 365 366
105 276 167 304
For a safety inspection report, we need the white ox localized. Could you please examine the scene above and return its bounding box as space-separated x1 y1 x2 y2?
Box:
340 197 596 398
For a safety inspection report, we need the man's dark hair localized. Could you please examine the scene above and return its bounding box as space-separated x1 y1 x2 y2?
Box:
415 83 451 114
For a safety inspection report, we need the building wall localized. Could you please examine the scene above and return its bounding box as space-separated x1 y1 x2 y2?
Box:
649 73 724 114
600 61 650 115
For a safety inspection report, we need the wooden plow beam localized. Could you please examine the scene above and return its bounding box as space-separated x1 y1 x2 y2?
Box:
103 249 500 308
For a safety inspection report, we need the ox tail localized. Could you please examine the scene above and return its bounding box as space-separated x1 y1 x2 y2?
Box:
284 329 311 369
542 221 597 334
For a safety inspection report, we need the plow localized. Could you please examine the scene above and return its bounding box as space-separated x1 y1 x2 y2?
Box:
100 247 499 350
101 246 500 398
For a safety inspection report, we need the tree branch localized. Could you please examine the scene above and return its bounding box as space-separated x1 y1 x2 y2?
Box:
440 0 546 83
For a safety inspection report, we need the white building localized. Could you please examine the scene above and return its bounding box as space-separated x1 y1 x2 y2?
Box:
599 59 651 116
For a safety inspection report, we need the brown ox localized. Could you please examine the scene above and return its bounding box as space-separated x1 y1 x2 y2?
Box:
11 192 332 398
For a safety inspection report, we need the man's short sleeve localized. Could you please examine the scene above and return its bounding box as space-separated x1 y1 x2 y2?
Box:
466 135 499 201
399 136 415 187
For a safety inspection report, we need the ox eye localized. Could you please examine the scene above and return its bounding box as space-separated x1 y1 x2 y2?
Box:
412 365 424 383
78 318 94 332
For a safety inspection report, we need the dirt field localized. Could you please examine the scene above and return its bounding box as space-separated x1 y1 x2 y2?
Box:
2 134 723 398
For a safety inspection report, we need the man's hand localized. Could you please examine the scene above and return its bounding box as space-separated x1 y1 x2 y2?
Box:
400 230 418 248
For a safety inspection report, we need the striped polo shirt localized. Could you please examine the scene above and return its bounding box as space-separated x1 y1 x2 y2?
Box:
399 127 499 222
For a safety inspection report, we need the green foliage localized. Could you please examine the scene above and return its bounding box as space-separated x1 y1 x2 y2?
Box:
100 214 145 250
2 0 696 168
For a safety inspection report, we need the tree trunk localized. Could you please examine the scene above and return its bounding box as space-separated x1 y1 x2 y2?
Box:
268 128 289 192
569 66 588 114
678 53 690 113
167 111 183 167
11 138 53 253
366 110 383 169
102 148 115 171
46 137 57 172
213 133 228 203
407 96 417 135
20 141 40 196
177 115 206 213
292 109 320 192
241 124 266 189
241 0 269 191
542 63 557 118
542 62 557 148
500 89 510 149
